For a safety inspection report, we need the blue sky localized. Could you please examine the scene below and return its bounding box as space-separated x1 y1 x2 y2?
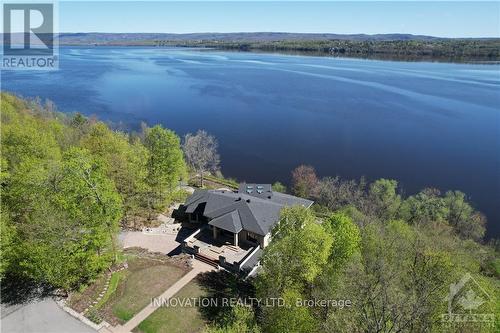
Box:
58 1 500 37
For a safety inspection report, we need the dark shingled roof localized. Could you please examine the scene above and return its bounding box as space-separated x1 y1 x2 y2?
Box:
184 184 313 236
209 211 242 234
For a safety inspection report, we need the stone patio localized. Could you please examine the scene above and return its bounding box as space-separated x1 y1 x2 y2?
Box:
185 228 253 265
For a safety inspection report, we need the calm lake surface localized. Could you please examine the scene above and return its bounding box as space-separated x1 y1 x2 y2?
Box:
2 47 499 237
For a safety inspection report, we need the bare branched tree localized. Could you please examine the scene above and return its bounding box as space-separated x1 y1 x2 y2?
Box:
291 165 318 198
183 130 220 187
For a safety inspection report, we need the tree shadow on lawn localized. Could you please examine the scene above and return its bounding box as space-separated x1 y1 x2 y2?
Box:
0 273 57 305
195 270 256 324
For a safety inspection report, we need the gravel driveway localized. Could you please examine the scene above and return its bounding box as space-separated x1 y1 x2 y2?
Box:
119 231 183 255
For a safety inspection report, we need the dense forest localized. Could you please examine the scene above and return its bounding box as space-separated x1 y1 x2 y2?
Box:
209 168 500 332
0 92 187 289
1 93 499 332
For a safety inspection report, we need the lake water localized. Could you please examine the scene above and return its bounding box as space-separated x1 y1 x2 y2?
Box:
2 47 499 237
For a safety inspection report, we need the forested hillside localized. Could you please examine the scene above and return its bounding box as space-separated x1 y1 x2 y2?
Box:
0 92 186 290
161 39 500 62
46 32 500 61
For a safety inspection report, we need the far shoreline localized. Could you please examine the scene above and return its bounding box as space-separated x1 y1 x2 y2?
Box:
57 44 500 65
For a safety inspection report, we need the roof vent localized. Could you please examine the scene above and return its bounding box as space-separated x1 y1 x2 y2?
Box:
267 195 272 199
246 199 251 203
236 197 242 201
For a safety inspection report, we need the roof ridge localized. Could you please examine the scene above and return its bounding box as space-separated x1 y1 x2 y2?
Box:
209 209 243 234
237 202 266 235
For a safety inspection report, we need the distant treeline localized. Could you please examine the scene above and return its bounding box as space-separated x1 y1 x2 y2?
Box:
154 39 500 62
48 32 500 62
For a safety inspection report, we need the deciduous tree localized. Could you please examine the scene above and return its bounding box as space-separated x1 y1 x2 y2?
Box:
324 212 360 267
398 188 448 225
314 176 366 213
205 305 261 333
444 190 485 241
182 130 220 187
6 148 122 289
368 178 401 219
271 181 287 193
291 165 318 198
324 220 453 332
261 287 317 333
258 206 332 293
81 122 149 223
145 125 186 213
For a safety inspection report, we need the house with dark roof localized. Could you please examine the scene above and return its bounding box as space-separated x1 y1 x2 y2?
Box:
181 183 313 272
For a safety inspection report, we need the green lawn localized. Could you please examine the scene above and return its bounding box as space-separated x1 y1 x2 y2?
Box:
101 257 190 324
135 280 207 333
